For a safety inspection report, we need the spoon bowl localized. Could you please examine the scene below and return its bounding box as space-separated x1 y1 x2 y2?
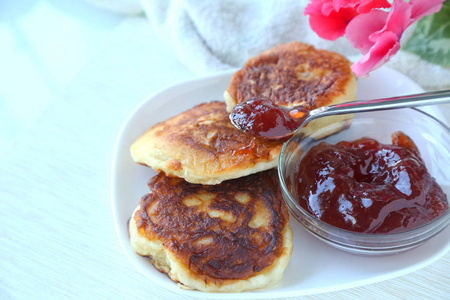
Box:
230 90 450 141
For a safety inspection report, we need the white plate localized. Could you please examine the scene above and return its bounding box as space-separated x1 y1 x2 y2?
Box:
111 66 450 299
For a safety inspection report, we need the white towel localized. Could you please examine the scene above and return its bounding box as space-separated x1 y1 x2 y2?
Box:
140 0 450 91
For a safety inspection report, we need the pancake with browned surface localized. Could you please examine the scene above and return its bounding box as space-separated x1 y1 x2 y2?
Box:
130 101 283 185
129 170 293 292
225 41 356 111
224 41 357 138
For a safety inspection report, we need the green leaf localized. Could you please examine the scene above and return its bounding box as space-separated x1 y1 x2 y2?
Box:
403 0 450 67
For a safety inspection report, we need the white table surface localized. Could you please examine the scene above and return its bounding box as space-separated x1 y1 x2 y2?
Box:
1 1 449 299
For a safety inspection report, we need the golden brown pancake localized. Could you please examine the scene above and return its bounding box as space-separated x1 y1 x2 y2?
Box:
130 101 283 185
129 170 293 292
224 41 357 138
224 41 356 111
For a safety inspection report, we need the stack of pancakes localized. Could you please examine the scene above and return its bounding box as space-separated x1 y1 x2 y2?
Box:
128 41 356 292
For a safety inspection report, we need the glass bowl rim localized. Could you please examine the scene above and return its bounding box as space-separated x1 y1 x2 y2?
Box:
277 107 450 241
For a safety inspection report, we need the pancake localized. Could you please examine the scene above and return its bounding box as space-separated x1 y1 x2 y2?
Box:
130 101 283 185
129 170 293 292
224 41 356 111
224 41 357 138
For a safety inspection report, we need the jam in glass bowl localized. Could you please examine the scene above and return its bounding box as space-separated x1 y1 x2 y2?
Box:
278 108 450 255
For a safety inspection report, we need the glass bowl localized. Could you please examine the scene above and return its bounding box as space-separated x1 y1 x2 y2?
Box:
278 108 450 255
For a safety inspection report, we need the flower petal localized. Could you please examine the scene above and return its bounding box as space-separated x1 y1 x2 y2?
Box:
351 31 400 77
356 0 391 13
345 10 388 54
309 13 349 40
409 0 444 25
305 0 349 40
384 0 412 35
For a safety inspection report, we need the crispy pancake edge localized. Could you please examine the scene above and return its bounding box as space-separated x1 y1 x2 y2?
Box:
128 171 294 292
130 101 283 185
129 209 293 292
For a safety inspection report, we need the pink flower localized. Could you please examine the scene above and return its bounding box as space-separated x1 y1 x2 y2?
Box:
346 0 444 77
304 0 445 77
304 0 391 40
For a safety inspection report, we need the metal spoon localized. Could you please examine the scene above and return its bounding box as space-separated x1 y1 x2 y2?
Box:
229 90 450 141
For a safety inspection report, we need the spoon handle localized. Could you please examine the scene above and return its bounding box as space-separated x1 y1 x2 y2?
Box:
310 89 450 119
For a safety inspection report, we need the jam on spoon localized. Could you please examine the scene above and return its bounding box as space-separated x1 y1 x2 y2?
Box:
229 96 306 140
229 90 450 141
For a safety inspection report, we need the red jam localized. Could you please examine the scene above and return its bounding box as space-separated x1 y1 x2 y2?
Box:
294 132 448 233
230 96 305 139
